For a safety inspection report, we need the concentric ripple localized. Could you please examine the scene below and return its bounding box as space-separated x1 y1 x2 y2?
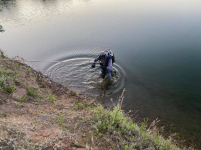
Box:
46 56 125 97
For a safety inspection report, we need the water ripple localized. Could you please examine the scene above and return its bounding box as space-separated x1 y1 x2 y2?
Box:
46 56 125 97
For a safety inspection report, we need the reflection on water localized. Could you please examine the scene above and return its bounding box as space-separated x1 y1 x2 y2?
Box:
0 0 201 148
0 25 4 32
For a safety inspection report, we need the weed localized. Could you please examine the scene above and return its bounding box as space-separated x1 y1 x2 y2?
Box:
0 75 6 91
43 94 56 102
0 113 8 117
73 102 84 110
34 98 41 104
21 83 24 87
27 87 37 97
98 133 102 137
89 89 179 150
27 68 31 74
15 104 23 108
20 95 29 102
0 65 17 92
57 115 65 126
0 49 5 57
67 89 77 96
6 85 16 94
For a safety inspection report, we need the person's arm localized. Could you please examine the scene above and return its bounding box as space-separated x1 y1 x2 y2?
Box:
106 59 112 71
94 56 100 63
92 56 100 68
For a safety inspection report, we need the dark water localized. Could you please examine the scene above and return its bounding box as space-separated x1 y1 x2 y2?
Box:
0 0 201 148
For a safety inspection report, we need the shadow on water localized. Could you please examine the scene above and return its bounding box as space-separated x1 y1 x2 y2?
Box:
0 25 4 32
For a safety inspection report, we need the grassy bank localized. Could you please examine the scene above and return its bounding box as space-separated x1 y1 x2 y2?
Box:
0 50 191 150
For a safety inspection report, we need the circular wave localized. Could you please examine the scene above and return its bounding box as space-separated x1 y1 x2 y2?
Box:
46 56 126 97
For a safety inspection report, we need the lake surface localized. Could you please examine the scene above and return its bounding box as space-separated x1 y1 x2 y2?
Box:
0 0 201 148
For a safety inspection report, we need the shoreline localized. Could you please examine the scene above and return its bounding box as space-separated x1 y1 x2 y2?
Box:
0 50 191 149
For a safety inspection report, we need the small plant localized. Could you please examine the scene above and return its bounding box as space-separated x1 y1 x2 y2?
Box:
0 65 17 92
57 115 65 126
27 87 37 96
67 89 77 96
73 102 84 110
125 145 134 150
21 95 29 101
44 94 56 102
0 113 8 117
6 85 16 94
34 98 41 104
0 75 6 91
98 133 102 137
21 83 24 87
27 68 31 75
15 104 23 108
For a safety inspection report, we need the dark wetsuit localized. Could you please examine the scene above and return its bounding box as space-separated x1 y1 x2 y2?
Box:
94 55 112 79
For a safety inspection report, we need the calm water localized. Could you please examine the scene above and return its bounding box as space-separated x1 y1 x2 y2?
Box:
0 0 201 148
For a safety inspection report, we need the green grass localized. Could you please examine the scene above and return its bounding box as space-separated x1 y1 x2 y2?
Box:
73 102 84 110
6 85 16 94
57 115 65 126
0 65 18 94
43 94 56 102
27 87 37 97
20 95 29 102
90 104 179 150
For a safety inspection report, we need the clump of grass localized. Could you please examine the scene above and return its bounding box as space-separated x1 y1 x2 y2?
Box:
6 85 16 94
0 123 46 149
34 98 42 105
27 87 37 97
57 115 65 126
0 49 5 58
67 89 78 96
73 102 84 110
0 65 18 94
0 113 8 117
15 104 23 108
43 94 56 102
20 95 29 102
90 89 180 150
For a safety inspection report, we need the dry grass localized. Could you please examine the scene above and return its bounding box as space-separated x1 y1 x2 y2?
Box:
0 50 193 150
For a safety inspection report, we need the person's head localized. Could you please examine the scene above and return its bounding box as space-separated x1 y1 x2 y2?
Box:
99 51 106 60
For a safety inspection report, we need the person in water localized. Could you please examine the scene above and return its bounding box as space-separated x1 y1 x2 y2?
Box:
92 51 113 79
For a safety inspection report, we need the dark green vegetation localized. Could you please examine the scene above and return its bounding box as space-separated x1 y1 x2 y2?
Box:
0 25 4 32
